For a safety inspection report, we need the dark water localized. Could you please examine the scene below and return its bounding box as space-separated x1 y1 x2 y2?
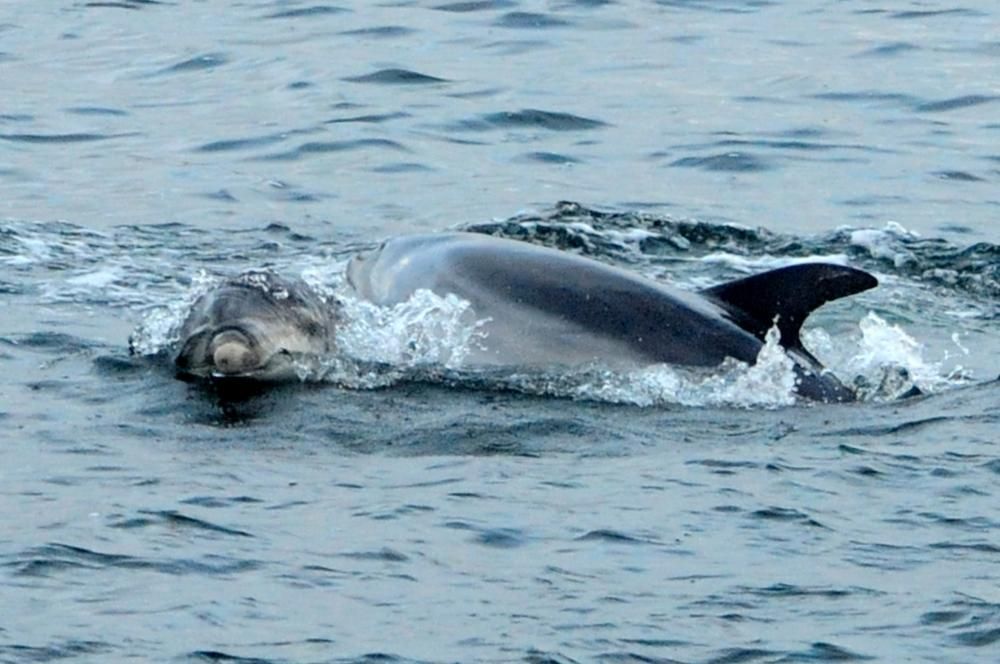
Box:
2 1 999 662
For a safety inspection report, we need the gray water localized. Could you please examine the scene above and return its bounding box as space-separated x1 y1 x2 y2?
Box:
2 1 999 662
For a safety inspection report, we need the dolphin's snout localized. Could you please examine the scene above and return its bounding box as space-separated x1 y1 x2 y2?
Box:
209 329 259 375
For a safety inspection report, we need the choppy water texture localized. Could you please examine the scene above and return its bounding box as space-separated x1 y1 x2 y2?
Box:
1 1 999 662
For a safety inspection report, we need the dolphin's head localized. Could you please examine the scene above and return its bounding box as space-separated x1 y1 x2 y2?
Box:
173 271 335 381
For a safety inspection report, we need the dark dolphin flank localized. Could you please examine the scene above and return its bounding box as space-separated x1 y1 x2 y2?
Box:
344 69 448 85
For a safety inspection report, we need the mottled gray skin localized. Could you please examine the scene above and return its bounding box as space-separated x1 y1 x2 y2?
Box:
173 270 336 380
348 233 878 402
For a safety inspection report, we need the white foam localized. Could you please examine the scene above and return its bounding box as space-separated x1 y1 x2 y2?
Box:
849 221 920 268
700 251 850 272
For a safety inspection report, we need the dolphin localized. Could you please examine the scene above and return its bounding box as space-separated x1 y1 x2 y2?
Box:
347 232 878 401
173 270 336 380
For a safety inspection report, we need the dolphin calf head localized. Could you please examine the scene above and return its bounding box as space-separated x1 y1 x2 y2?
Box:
173 270 336 381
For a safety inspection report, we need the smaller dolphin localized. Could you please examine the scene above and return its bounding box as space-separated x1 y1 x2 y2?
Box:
347 233 878 401
173 270 336 380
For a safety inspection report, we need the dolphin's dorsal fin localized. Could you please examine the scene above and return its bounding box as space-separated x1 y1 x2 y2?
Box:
701 263 878 350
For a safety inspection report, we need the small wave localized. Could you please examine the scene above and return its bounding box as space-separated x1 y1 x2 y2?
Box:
890 8 986 20
517 151 582 164
84 0 162 9
576 529 657 544
670 152 774 172
344 68 448 85
258 138 409 161
0 641 114 662
151 52 228 76
109 510 253 537
265 5 348 19
325 111 410 124
195 133 292 153
0 132 136 143
8 543 260 577
433 1 517 12
65 105 129 116
856 42 921 58
915 94 998 113
494 12 572 28
452 109 607 132
338 26 414 38
337 547 409 562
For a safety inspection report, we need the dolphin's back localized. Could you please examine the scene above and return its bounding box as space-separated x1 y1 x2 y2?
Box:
347 233 761 368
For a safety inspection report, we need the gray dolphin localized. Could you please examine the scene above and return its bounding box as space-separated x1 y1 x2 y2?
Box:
347 232 878 401
173 270 336 380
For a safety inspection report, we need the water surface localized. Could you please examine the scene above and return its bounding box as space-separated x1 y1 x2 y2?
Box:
2 1 999 662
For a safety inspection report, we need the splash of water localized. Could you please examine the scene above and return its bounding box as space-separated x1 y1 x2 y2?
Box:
127 271 220 356
326 289 490 387
804 312 971 400
569 325 798 408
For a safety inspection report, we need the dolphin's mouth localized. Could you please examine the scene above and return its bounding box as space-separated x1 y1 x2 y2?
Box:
209 349 297 380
